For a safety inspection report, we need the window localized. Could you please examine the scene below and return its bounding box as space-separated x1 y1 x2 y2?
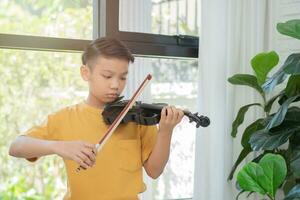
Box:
151 58 197 199
103 0 199 58
0 1 199 199
0 49 85 199
0 1 91 198
0 0 93 52
120 0 199 36
125 57 198 199
0 0 93 39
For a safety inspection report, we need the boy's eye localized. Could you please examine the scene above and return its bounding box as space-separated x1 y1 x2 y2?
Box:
102 74 111 79
120 77 127 81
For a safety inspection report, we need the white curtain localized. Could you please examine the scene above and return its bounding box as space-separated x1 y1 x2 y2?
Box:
119 0 152 103
194 0 269 200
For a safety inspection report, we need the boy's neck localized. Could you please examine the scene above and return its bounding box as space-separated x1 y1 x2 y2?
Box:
85 94 105 109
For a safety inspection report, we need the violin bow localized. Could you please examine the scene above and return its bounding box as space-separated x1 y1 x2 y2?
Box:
76 74 152 172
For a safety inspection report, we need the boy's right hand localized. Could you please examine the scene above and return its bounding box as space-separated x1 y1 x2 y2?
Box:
53 141 97 169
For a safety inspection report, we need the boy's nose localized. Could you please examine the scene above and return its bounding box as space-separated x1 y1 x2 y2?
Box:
110 79 119 90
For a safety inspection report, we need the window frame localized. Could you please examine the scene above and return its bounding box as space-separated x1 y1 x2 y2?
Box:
103 0 198 58
0 0 96 53
0 33 88 53
0 0 198 58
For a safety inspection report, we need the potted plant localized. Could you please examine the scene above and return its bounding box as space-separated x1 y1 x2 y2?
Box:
227 19 300 200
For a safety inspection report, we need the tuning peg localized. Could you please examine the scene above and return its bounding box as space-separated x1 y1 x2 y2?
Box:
200 116 210 127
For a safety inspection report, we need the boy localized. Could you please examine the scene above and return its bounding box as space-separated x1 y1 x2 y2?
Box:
9 37 184 200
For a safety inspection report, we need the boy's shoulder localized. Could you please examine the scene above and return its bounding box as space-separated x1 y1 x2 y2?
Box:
49 102 83 118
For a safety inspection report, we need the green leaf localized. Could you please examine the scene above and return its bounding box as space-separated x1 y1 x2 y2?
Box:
237 153 287 199
284 184 300 200
277 19 300 40
264 91 284 113
231 103 262 137
237 162 267 195
262 53 300 93
266 95 300 130
241 119 265 148
283 54 300 75
279 107 300 127
290 130 300 148
283 176 297 195
228 74 264 97
251 51 279 85
250 128 297 151
262 66 287 93
290 149 300 178
286 75 300 97
278 95 300 105
250 107 300 151
228 147 252 180
259 154 287 197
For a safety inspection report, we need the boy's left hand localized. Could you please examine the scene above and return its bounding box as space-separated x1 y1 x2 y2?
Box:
158 106 184 134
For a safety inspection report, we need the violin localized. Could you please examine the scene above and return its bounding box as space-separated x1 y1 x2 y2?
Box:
102 96 210 128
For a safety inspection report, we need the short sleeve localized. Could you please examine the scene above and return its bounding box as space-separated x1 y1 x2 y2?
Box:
139 125 158 164
24 113 59 140
22 113 60 162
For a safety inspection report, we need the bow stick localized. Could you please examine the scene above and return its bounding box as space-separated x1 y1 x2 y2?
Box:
76 74 152 172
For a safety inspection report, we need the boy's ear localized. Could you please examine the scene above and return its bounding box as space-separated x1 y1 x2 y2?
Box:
80 65 90 81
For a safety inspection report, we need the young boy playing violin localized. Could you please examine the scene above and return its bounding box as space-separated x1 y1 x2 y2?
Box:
9 37 184 200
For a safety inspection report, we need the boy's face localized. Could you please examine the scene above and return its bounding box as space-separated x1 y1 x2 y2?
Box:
81 56 129 106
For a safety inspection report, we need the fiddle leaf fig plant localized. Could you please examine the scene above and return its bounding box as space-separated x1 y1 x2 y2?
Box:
284 185 300 200
237 154 287 200
228 19 300 200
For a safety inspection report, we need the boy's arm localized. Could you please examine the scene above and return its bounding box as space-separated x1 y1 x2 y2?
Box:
9 136 56 160
143 129 172 179
143 106 184 179
9 136 97 169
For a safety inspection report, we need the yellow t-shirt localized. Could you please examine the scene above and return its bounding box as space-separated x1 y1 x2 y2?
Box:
24 102 158 200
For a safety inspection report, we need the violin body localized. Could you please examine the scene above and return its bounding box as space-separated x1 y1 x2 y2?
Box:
102 96 210 128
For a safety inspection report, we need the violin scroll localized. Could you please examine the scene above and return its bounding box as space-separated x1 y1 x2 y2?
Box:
185 111 210 128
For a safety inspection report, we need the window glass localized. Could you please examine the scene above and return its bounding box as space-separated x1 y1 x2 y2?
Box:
0 0 93 39
0 49 86 199
0 50 198 200
119 0 199 36
128 57 198 199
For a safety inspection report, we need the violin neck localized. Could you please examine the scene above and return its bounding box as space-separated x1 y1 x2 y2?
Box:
140 103 190 115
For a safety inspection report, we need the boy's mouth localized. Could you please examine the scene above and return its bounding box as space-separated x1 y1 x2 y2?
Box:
106 93 118 98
